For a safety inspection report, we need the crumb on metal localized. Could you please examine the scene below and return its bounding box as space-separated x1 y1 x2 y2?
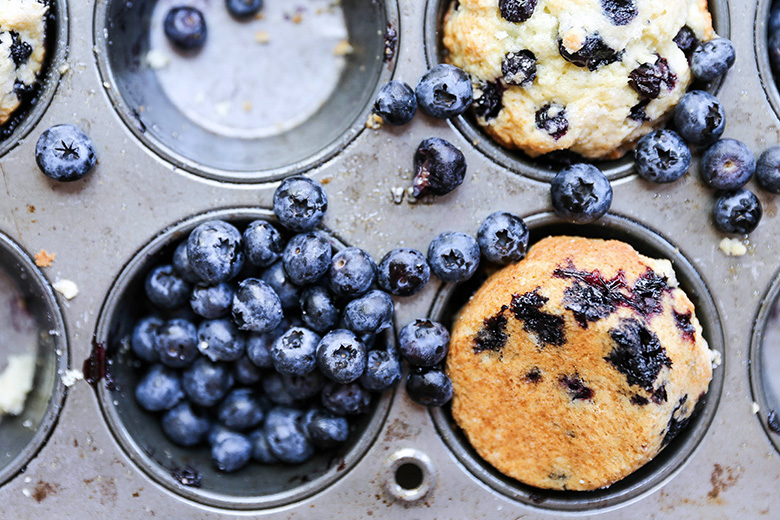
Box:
255 31 270 44
366 113 384 130
719 238 747 257
53 279 79 300
35 249 55 268
333 40 354 56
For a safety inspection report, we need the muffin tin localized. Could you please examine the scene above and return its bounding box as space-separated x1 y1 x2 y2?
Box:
1 0 779 517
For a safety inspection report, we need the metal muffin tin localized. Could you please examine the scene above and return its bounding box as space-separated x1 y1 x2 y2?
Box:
1 0 779 517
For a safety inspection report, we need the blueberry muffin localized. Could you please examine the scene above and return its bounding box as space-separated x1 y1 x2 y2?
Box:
447 236 713 491
443 0 714 159
0 0 49 126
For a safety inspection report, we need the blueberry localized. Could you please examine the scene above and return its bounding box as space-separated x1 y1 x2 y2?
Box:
558 35 621 71
182 358 234 407
207 424 234 446
262 372 299 406
398 319 449 367
232 278 283 332
477 212 529 265
406 367 453 407
360 348 402 392
550 163 612 224
634 130 692 183
135 364 184 412
770 30 780 73
164 6 207 50
321 382 372 415
197 318 246 362
305 410 349 448
35 124 97 182
628 57 676 99
341 290 394 335
282 371 327 400
144 265 190 309
674 26 698 61
248 428 279 464
212 432 252 472
373 81 417 126
172 241 202 284
535 103 569 140
131 316 163 363
271 326 320 375
299 286 339 333
701 139 756 190
260 260 301 309
243 220 284 268
473 81 504 121
713 189 762 235
226 0 263 19
427 231 480 283
246 331 274 368
756 146 780 193
232 355 262 385
328 247 377 297
282 231 332 286
190 282 233 319
273 176 328 232
162 402 210 447
412 137 467 198
316 329 367 384
415 64 473 119
263 407 315 464
187 221 244 285
155 319 199 368
498 0 537 23
377 248 431 296
673 91 726 147
771 5 780 35
502 50 537 86
600 0 637 25
218 388 265 431
9 32 32 67
691 38 736 81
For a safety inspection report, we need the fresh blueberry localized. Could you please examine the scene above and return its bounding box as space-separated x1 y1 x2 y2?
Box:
164 6 207 50
700 139 756 190
207 424 234 446
262 372 299 406
232 278 283 332
304 410 349 448
273 176 328 233
232 355 262 385
187 220 244 284
406 367 453 407
691 38 736 81
271 326 320 375
172 241 202 283
377 248 430 296
243 220 284 268
412 137 467 198
35 124 97 182
415 64 473 119
155 318 199 368
226 0 263 19
713 189 762 235
135 364 184 412
360 348 402 392
218 388 265 431
757 146 780 193
321 382 372 415
673 90 726 147
162 402 210 447
427 231 480 283
212 432 252 472
197 318 246 362
398 319 449 367
498 0 537 23
316 329 367 384
182 358 234 407
246 331 274 368
771 5 780 35
634 130 692 183
264 407 315 464
282 371 327 400
299 286 339 333
248 428 279 464
328 247 376 297
190 282 233 319
373 80 417 126
502 50 537 86
550 163 613 224
477 211 529 265
260 260 301 309
131 316 163 363
144 265 190 309
341 290 394 335
282 231 332 286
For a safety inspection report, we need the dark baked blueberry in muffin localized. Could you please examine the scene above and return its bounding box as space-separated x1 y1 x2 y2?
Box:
628 99 651 122
713 189 762 235
673 26 699 61
473 81 504 120
474 310 509 353
600 0 637 26
629 57 676 99
558 35 622 71
535 103 568 140
606 318 671 391
560 374 594 401
510 289 566 347
9 32 32 67
502 50 537 86
498 0 538 23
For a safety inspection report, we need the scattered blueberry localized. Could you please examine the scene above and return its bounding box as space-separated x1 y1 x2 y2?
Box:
164 6 207 50
232 278 283 332
172 241 202 283
271 326 320 375
248 429 279 464
218 388 265 431
550 163 613 224
145 265 190 309
282 231 332 286
300 286 339 333
691 38 736 81
316 329 367 384
373 80 417 125
415 64 473 119
634 130 692 183
226 0 263 19
190 282 233 319
187 220 244 284
182 358 234 407
135 364 184 412
477 212 529 265
498 0 537 23
406 367 453 407
264 407 315 464
413 137 467 198
398 319 449 367
502 50 537 86
233 355 262 385
321 383 372 415
131 316 162 363
35 124 97 182
246 331 274 368
197 318 246 362
305 410 349 448
260 260 301 309
262 372 299 406
273 176 328 232
328 247 376 297
212 432 252 472
713 189 762 235
360 348 402 392
756 146 780 193
377 248 431 296
673 90 726 147
155 318 199 368
341 290 394 335
282 371 327 400
243 220 284 268
700 139 756 190
162 402 210 447
427 231 480 283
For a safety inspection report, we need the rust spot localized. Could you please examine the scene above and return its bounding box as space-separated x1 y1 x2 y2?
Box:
707 463 741 501
32 481 59 502
383 418 417 441
82 341 115 390
26 205 35 213
337 460 346 471
132 491 140 498
72 438 78 448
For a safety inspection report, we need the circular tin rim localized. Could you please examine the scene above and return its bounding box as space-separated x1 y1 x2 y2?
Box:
0 232 69 488
91 0 400 185
0 0 70 159
422 0 731 183
755 0 780 123
93 207 393 510
428 212 725 513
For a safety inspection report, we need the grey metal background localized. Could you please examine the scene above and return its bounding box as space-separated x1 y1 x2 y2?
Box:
0 0 779 517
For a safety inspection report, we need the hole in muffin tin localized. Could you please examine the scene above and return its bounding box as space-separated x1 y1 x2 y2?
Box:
94 208 393 510
756 0 780 122
0 0 69 158
93 0 398 183
423 0 730 183
0 232 68 488
428 212 724 512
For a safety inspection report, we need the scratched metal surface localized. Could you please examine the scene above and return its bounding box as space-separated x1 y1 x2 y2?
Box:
0 0 778 517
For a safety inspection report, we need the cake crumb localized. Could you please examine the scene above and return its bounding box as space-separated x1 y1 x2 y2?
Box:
34 249 55 267
751 402 760 415
60 369 84 387
494 30 509 40
254 12 265 20
333 40 354 56
709 349 722 369
53 279 79 300
719 238 747 257
254 31 270 44
291 12 303 24
215 101 232 117
145 49 170 70
242 101 252 112
366 113 383 129
58 63 70 75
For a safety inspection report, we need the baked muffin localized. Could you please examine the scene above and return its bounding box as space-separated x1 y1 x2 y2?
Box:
443 0 714 159
0 0 49 126
447 236 713 491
